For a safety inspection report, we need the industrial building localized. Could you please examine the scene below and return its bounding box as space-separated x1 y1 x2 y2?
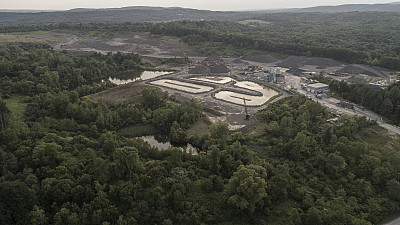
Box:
306 83 329 93
262 68 281 83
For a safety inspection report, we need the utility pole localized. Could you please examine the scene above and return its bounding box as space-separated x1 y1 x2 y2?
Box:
243 97 250 120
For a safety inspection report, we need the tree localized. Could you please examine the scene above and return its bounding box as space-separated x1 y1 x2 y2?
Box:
227 164 268 214
209 122 229 148
0 181 36 224
112 146 143 182
30 205 48 225
141 88 168 110
0 98 11 132
169 121 186 144
387 179 400 201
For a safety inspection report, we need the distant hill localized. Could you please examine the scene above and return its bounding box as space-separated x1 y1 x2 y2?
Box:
0 9 56 13
0 7 258 26
2 3 400 26
294 2 400 13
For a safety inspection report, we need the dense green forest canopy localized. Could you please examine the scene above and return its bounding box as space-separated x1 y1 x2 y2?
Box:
149 12 400 70
1 11 400 71
324 77 400 126
0 7 255 26
1 43 400 224
0 42 152 98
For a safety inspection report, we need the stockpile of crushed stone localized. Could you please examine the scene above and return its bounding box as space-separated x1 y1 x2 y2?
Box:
204 56 222 63
286 68 305 76
189 64 230 74
277 56 309 68
189 65 210 74
347 75 370 84
337 64 387 77
306 57 341 68
233 58 244 63
232 58 249 65
278 56 341 69
210 64 230 73
241 54 277 63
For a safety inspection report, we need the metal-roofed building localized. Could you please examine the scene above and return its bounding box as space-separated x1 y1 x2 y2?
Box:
306 83 329 93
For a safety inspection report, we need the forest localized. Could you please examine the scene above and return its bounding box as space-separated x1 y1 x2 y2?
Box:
329 80 400 125
1 43 400 224
1 11 400 71
148 12 400 71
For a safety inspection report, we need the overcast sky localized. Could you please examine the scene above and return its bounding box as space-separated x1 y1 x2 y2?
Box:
0 0 396 11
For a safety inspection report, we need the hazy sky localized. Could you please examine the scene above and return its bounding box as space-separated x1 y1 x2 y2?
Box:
0 0 396 11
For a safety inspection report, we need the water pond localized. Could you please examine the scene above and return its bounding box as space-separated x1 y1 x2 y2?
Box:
108 71 172 85
140 135 198 155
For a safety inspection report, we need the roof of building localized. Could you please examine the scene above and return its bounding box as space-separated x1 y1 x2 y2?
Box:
307 83 329 89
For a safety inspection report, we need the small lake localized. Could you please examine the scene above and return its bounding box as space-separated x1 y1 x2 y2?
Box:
108 71 172 85
140 135 198 155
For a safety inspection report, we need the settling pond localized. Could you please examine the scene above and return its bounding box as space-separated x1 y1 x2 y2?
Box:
108 71 172 85
150 79 214 93
214 81 279 106
140 136 198 155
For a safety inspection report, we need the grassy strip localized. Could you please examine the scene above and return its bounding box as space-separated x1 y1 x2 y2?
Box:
3 95 28 120
118 124 159 137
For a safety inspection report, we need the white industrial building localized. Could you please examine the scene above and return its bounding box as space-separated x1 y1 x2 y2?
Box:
306 83 329 93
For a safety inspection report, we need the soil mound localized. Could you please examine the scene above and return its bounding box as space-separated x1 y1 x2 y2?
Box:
242 54 277 63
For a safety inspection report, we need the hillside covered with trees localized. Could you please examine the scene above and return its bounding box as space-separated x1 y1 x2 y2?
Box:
149 12 400 71
2 11 400 71
1 44 400 224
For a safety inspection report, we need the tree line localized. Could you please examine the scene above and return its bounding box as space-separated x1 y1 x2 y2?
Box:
2 12 400 70
0 42 150 98
329 80 400 125
1 37 400 224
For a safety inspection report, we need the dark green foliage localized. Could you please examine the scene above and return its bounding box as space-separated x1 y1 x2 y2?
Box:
0 43 145 97
2 11 400 70
330 80 400 125
1 37 400 225
149 12 400 70
249 96 399 224
0 98 11 131
0 180 36 224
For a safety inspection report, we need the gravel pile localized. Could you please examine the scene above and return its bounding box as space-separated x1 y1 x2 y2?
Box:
286 68 306 76
189 63 230 74
347 75 369 84
189 65 210 74
210 64 230 73
306 57 341 68
277 56 309 68
241 54 277 63
278 56 340 69
233 58 245 63
232 58 250 65
337 64 387 77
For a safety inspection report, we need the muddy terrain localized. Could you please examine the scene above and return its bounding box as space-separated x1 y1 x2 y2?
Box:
0 31 194 58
